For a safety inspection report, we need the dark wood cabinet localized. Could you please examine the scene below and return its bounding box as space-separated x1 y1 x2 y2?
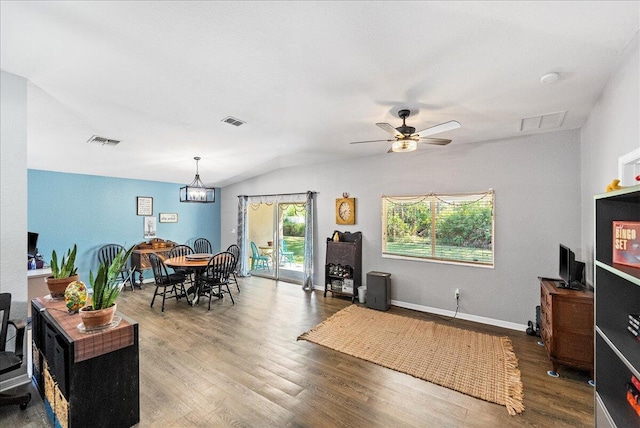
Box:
593 185 640 428
132 238 176 285
31 298 140 428
539 279 593 376
324 231 362 302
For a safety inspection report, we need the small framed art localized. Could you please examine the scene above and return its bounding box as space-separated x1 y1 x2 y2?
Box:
144 216 157 238
159 213 178 223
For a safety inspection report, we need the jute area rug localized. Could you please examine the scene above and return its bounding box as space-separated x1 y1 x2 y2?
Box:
298 305 524 415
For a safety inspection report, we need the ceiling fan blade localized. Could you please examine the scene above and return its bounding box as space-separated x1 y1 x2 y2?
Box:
376 123 403 137
420 137 452 146
415 120 461 137
350 138 395 145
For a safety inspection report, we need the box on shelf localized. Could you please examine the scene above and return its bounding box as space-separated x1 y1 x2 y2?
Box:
613 221 640 268
342 278 354 294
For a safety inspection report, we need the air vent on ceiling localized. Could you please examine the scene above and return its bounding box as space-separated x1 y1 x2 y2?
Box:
221 116 246 127
519 111 566 132
87 135 121 146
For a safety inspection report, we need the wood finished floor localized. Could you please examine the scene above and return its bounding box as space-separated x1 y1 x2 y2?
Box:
1 276 594 427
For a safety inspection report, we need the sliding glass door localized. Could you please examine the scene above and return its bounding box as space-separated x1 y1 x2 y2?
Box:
246 202 305 283
278 203 305 283
239 192 315 288
247 202 276 279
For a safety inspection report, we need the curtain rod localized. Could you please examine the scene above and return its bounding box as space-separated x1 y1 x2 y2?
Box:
238 191 316 198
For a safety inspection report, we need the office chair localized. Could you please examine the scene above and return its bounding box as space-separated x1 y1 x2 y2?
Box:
0 293 31 410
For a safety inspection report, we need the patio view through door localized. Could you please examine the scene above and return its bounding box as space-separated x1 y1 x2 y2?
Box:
247 202 305 283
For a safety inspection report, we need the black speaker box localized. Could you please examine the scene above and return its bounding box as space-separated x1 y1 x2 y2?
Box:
573 261 585 284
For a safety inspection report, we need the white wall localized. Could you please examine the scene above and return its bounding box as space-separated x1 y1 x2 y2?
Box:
0 71 29 390
581 32 640 284
0 71 28 316
222 129 582 328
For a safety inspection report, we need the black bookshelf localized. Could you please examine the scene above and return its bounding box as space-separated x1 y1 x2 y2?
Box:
594 185 640 427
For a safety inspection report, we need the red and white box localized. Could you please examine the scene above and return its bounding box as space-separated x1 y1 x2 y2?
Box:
613 221 640 268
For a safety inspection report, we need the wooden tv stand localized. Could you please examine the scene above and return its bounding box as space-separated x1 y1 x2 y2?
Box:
539 279 594 377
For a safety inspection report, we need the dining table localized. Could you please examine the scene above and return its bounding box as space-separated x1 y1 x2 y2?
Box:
164 253 213 305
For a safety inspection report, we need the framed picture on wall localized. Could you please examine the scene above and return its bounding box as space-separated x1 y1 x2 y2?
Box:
137 196 153 216
159 213 178 223
144 216 157 238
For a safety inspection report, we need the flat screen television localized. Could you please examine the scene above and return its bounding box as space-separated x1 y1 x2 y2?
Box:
28 232 39 258
559 244 584 289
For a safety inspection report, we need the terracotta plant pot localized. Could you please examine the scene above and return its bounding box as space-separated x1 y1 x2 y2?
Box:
45 274 79 298
79 304 117 329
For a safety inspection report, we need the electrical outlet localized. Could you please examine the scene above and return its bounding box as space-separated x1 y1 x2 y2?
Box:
455 288 460 299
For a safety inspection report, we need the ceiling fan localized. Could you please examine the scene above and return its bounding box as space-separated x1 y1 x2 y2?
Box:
350 109 461 153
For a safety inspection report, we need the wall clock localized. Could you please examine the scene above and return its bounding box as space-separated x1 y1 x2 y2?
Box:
336 197 356 225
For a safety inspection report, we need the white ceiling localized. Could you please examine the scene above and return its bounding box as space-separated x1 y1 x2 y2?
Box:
2 1 639 187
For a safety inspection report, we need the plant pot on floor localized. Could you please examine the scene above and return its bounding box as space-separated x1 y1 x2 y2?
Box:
45 274 79 298
79 304 117 329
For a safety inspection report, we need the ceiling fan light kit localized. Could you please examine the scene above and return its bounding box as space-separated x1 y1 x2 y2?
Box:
350 108 460 153
391 140 417 153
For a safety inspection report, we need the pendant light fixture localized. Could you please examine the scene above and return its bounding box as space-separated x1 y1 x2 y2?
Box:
180 156 215 203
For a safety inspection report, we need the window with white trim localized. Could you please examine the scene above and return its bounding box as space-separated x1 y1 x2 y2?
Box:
381 190 494 267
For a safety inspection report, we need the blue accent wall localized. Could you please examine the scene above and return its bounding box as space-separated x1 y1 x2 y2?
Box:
28 169 221 283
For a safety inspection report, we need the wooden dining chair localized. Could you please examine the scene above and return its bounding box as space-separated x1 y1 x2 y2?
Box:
98 244 134 291
250 241 270 271
193 238 212 254
226 244 240 292
199 252 235 310
169 245 195 284
149 253 187 312
279 239 295 266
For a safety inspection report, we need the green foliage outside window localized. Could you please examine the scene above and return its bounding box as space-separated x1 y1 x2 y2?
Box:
382 191 494 266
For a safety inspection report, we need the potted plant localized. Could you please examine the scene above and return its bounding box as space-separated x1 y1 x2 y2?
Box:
79 245 134 329
45 244 79 298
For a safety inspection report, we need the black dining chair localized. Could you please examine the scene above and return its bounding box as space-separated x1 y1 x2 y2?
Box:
98 244 134 291
149 253 187 312
226 244 240 292
0 293 31 410
169 245 195 284
199 252 236 310
193 238 212 254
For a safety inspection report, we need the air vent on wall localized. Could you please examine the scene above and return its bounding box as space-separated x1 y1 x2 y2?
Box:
221 116 246 127
87 135 121 146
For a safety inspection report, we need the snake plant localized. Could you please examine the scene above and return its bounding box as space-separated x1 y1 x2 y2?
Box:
50 245 78 278
89 245 134 310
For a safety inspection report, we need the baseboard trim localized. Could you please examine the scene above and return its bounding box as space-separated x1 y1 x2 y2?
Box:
311 284 526 332
391 299 527 332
